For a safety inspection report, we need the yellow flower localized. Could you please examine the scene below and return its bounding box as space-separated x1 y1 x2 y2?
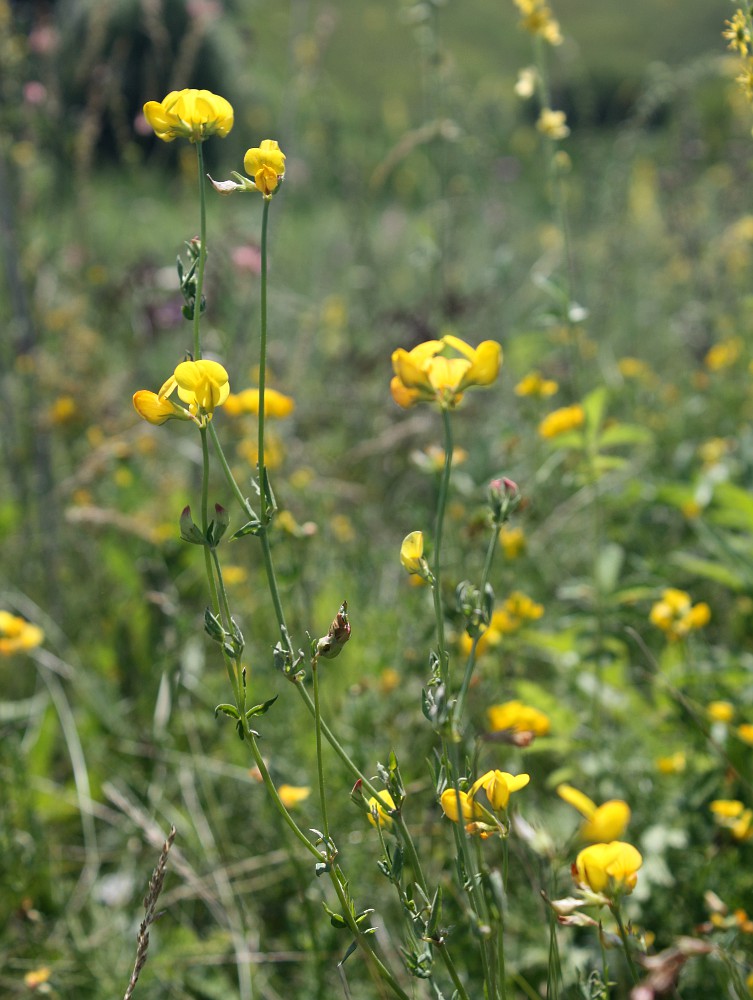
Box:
711 800 753 841
0 610 44 655
537 108 570 140
143 89 234 143
708 700 734 724
649 588 710 642
244 140 286 197
574 841 643 895
738 723 753 746
656 751 686 774
390 335 502 410
160 359 230 418
514 370 558 397
439 788 485 823
463 592 544 656
400 531 426 575
278 785 310 808
724 10 751 56
132 390 191 426
224 387 295 418
704 336 743 371
557 784 631 842
487 700 550 736
617 356 653 381
468 769 530 811
367 791 395 828
23 967 51 988
514 0 563 44
515 66 538 99
538 403 585 439
498 525 525 559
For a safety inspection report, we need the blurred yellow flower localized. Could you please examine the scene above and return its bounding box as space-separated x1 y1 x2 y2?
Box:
487 699 550 736
224 387 295 418
367 791 395 828
617 356 655 382
222 565 248 586
708 700 734 724
515 66 538 98
649 588 710 642
278 785 310 808
738 723 753 745
244 140 286 197
379 667 400 694
50 395 77 425
656 751 686 774
498 525 525 559
538 403 584 439
0 610 43 655
711 799 753 841
2 617 37 656
704 336 743 371
514 0 563 44
464 592 544 656
390 335 502 410
469 769 530 811
574 841 642 895
23 967 51 988
143 89 234 143
557 784 631 842
724 10 751 56
537 108 570 140
515 370 558 397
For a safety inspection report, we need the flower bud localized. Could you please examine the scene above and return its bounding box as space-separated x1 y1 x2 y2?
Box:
315 601 351 659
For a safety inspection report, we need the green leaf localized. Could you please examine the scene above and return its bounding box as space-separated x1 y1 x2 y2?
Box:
245 695 278 719
597 422 653 450
214 703 240 720
582 385 608 436
232 519 263 539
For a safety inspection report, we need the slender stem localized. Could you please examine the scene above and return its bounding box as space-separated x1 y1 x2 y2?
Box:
431 408 454 684
194 142 208 361
199 427 221 619
612 902 639 985
599 922 611 1000
311 658 330 841
208 422 257 520
258 197 271 518
244 725 322 861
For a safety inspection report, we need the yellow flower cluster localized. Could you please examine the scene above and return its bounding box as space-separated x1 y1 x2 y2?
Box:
224 387 295 418
143 89 234 143
390 335 502 410
537 108 570 141
514 370 558 397
462 591 544 656
538 403 585 439
487 699 550 737
710 799 753 841
0 610 44 655
513 0 563 45
649 588 711 642
440 769 529 836
134 359 230 428
723 10 753 109
557 784 630 843
574 841 643 895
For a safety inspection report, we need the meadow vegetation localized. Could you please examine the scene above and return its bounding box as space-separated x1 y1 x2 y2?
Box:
2 0 753 997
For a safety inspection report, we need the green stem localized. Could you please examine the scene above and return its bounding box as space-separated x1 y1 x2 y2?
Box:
194 142 208 361
258 197 271 518
612 902 639 985
311 658 330 842
208 422 257 520
599 921 611 1000
432 408 454 685
244 726 322 862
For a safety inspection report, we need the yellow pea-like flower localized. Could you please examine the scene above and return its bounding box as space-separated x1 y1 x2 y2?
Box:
143 89 234 143
468 770 530 812
390 336 502 410
133 390 190 426
243 140 287 197
575 841 643 895
557 784 631 842
367 791 395 828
